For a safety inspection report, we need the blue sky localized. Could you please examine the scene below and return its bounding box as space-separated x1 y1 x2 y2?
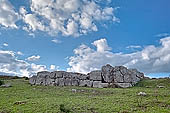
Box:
0 0 170 78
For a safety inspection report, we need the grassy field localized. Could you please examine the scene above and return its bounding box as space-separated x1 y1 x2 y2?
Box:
0 78 170 113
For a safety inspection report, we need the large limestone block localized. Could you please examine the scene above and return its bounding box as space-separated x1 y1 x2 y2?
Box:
79 80 85 87
37 71 50 78
58 78 65 86
49 72 57 79
46 78 55 86
36 71 50 85
79 80 92 87
87 80 93 87
123 74 132 83
45 78 51 85
129 69 144 85
35 77 44 85
130 69 144 79
54 78 59 86
113 71 124 83
100 83 109 88
93 81 102 88
118 66 129 75
101 64 114 83
114 83 132 88
54 71 64 78
29 76 37 85
70 73 81 80
113 66 133 83
63 72 72 78
89 70 102 81
72 79 79 86
64 78 72 86
79 74 89 80
131 73 141 85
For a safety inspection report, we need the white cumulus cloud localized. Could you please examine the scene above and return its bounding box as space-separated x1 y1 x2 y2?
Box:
0 0 19 28
126 45 142 49
0 50 46 77
3 43 8 47
27 55 40 61
20 0 118 37
16 51 23 55
0 0 118 37
67 36 170 74
50 65 60 71
52 39 62 44
50 65 56 70
92 38 111 52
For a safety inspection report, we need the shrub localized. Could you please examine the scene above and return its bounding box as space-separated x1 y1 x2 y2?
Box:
59 104 71 113
23 77 29 80
12 76 20 79
0 80 4 86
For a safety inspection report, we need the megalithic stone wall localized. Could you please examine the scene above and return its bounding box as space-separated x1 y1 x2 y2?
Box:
29 64 144 88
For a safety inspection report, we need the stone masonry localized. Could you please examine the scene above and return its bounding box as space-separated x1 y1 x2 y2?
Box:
29 64 144 88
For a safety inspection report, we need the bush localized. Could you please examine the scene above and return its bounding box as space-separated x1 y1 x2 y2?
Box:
23 77 29 80
12 76 20 79
59 104 71 113
0 80 4 86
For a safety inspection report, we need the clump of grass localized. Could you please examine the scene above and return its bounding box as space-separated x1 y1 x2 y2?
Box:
0 80 4 86
59 104 71 113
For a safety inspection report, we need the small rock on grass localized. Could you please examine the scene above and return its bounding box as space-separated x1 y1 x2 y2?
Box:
71 89 77 93
137 92 147 96
157 85 165 88
1 83 12 88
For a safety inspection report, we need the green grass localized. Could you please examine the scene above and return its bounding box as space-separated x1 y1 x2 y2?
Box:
0 78 170 113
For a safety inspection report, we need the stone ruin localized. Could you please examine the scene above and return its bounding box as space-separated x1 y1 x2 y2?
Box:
29 64 144 88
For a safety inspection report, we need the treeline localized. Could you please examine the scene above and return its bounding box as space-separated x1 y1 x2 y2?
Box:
0 75 28 80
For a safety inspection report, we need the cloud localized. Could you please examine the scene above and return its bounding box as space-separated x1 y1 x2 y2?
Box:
0 0 118 37
126 45 142 49
27 55 40 61
3 43 8 47
67 36 170 74
92 38 111 52
156 33 169 37
16 51 23 55
19 0 118 37
50 65 59 71
50 65 55 70
0 0 19 28
29 63 47 73
22 13 46 32
52 39 62 44
0 50 46 77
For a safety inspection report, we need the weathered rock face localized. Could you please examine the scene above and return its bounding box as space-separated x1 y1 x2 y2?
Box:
89 70 102 81
101 64 114 83
29 75 37 85
29 64 144 88
114 83 132 88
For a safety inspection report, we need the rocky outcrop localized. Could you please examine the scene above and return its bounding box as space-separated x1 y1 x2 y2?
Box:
29 64 144 88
